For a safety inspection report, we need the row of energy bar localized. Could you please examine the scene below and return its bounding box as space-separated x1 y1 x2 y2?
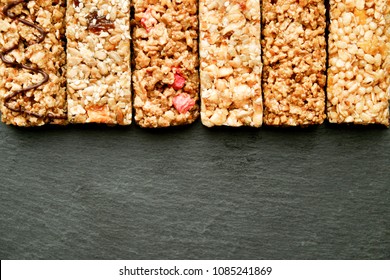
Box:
0 0 389 127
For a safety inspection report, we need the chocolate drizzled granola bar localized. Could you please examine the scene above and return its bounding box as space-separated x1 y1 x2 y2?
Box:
0 0 67 126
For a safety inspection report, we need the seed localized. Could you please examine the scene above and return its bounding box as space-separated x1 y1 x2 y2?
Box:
374 54 382 66
349 44 358 54
363 30 373 41
356 0 365 10
336 59 345 68
97 62 109 76
375 28 383 36
364 64 373 72
357 87 366 95
347 83 358 93
373 86 382 94
369 22 377 30
336 41 348 49
345 0 355 8
356 48 365 58
94 51 107 61
342 12 352 25
344 26 352 34
346 71 354 80
337 79 346 87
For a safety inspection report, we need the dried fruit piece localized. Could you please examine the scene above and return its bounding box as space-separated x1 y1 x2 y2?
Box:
86 104 112 123
172 73 186 90
140 8 157 33
87 11 115 34
173 93 195 114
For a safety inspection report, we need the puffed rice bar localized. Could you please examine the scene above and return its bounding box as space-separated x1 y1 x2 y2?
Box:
327 0 389 126
0 0 67 126
199 0 262 127
262 0 327 126
66 0 131 125
132 0 199 128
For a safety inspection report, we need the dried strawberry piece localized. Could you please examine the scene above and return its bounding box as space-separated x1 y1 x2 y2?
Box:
141 8 157 32
172 73 186 90
173 93 195 114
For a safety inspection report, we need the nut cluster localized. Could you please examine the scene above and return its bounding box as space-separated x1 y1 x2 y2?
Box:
199 0 263 127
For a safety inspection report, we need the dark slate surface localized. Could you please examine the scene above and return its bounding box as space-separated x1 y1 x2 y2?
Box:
0 121 389 260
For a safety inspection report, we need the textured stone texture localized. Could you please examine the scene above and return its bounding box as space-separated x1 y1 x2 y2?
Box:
0 122 389 259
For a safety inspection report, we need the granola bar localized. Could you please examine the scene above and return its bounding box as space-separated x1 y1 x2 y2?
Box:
132 0 199 128
327 0 390 126
66 0 131 125
262 0 327 126
0 0 67 126
199 0 262 127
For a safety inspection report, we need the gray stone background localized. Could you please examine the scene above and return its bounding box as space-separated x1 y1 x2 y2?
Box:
0 122 389 259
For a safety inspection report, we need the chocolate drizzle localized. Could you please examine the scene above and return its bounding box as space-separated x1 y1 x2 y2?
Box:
0 0 66 120
87 10 115 34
